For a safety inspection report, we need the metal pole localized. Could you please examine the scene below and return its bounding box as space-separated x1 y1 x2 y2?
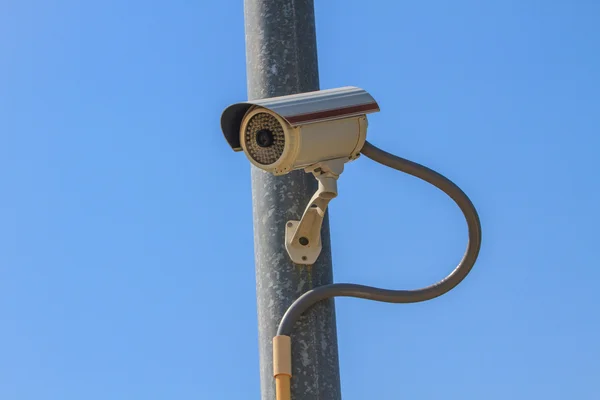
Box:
244 1 342 399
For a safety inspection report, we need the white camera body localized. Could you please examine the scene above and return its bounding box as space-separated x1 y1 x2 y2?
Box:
220 86 380 265
220 86 380 175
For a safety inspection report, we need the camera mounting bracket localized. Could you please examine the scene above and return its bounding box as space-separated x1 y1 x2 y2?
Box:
285 157 346 265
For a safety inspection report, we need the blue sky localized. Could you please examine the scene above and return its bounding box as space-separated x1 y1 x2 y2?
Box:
1 1 599 399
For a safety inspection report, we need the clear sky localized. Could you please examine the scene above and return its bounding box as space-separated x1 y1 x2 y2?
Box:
1 1 599 399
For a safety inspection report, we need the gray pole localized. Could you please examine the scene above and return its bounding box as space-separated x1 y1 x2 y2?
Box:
244 1 342 399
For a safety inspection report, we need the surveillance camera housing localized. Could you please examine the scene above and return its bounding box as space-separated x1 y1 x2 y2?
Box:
220 86 380 264
220 86 380 175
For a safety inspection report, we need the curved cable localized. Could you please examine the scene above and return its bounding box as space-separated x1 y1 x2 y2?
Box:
277 141 482 336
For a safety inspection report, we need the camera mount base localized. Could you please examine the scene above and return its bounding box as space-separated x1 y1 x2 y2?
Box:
285 158 346 265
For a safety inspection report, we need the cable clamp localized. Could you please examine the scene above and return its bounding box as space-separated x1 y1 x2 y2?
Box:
273 335 292 377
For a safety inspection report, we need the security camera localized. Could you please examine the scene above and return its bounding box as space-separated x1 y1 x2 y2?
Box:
220 86 380 175
220 86 380 265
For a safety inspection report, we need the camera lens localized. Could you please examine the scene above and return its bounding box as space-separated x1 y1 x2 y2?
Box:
256 129 274 147
244 112 285 165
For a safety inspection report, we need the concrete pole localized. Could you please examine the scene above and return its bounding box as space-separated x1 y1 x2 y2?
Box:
244 1 342 399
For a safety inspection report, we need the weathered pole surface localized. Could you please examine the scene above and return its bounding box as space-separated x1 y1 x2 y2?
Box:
244 1 342 399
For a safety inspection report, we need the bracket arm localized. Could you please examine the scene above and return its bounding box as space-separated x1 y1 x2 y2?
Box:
285 158 345 265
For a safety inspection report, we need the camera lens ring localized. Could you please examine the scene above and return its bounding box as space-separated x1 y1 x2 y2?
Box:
244 112 285 165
